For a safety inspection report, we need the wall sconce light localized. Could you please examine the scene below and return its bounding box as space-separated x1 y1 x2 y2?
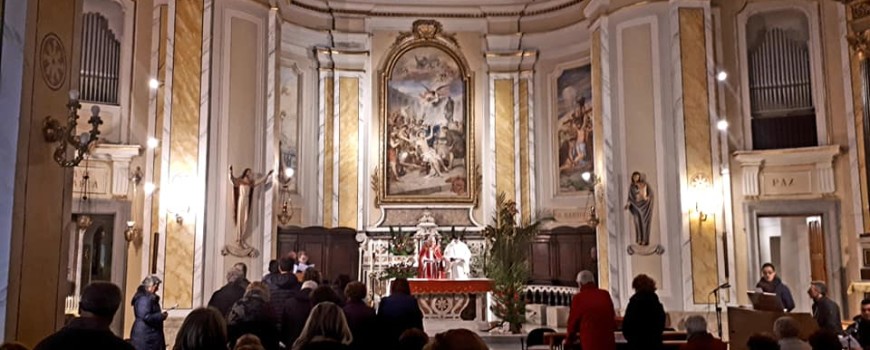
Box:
166 175 195 225
690 174 717 222
124 221 141 243
43 90 104 167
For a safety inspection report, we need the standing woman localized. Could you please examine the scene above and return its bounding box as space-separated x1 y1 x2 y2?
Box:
131 276 168 350
622 274 666 350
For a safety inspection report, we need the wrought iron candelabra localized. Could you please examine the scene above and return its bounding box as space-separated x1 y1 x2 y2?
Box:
43 90 103 167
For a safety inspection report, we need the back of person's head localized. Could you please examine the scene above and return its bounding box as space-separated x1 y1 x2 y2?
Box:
631 274 657 293
334 274 351 289
398 328 429 350
424 329 488 350
172 307 228 350
344 282 367 303
575 270 595 286
227 268 245 284
302 280 319 291
811 281 828 296
684 315 708 338
234 334 264 350
246 281 270 302
747 334 780 350
0 342 28 350
391 278 412 295
268 260 279 274
233 263 248 279
807 330 842 350
311 285 341 305
773 316 801 339
79 281 122 320
141 275 162 288
293 302 353 348
279 256 295 273
303 268 322 284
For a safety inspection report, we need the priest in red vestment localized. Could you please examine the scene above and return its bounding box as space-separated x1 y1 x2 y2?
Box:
417 235 443 279
565 270 616 350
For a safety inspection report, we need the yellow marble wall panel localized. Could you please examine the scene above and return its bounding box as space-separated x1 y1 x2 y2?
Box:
679 7 718 304
149 5 168 276
851 54 870 231
164 0 204 309
338 77 359 228
323 78 334 227
519 79 531 223
495 79 516 201
591 28 609 290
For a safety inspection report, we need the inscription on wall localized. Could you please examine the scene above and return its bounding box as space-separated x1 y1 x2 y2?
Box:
73 166 110 197
760 171 811 196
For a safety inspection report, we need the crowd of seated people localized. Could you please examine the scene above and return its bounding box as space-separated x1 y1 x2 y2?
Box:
11 252 492 350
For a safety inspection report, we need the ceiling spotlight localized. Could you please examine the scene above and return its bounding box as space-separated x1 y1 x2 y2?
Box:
148 79 160 90
716 71 728 82
147 137 159 149
716 119 729 131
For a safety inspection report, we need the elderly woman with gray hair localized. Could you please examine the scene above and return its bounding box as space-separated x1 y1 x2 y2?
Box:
680 315 726 350
774 316 810 350
131 275 168 350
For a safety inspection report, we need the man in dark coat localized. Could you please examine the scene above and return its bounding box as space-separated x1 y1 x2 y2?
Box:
342 282 377 350
227 282 278 350
377 278 424 348
564 271 616 350
34 282 134 350
757 263 796 312
622 274 666 350
208 268 247 317
269 255 301 322
233 262 251 288
130 276 167 350
809 281 843 334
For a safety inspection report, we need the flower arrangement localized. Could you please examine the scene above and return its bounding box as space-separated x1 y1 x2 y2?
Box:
484 193 550 333
378 262 417 281
388 226 416 256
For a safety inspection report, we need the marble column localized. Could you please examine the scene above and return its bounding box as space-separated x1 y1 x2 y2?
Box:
158 0 212 310
316 45 368 229
2 0 81 344
674 4 719 304
485 50 537 224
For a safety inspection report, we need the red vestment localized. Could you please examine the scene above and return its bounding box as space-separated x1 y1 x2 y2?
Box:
417 244 443 279
565 284 617 350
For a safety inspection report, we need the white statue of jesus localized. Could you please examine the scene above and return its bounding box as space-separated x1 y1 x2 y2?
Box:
443 237 472 280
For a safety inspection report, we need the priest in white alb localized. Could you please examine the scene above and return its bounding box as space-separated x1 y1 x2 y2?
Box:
443 236 472 280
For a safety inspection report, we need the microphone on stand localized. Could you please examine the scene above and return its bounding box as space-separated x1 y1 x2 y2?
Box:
710 282 730 293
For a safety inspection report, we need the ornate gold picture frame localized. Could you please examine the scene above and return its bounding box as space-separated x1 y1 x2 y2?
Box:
376 20 476 206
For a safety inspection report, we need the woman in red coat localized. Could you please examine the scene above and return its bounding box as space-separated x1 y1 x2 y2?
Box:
564 270 616 350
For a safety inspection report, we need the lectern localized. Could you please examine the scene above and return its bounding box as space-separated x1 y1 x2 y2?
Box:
727 307 817 350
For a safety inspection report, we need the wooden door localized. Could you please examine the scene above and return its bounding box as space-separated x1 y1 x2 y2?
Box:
808 219 827 283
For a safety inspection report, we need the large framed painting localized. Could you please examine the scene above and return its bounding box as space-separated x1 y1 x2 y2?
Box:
376 20 476 205
554 64 594 194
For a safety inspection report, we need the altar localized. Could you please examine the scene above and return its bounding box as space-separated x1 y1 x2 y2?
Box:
407 278 492 320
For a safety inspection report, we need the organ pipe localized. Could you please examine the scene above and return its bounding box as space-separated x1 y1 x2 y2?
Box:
79 12 121 105
748 28 814 116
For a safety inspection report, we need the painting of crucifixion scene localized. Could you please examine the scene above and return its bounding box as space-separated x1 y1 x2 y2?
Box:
556 64 595 194
383 45 471 201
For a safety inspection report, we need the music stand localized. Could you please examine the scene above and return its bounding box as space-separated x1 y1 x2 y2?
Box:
747 291 785 312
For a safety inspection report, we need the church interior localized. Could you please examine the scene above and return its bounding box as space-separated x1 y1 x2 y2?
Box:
4 0 870 348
